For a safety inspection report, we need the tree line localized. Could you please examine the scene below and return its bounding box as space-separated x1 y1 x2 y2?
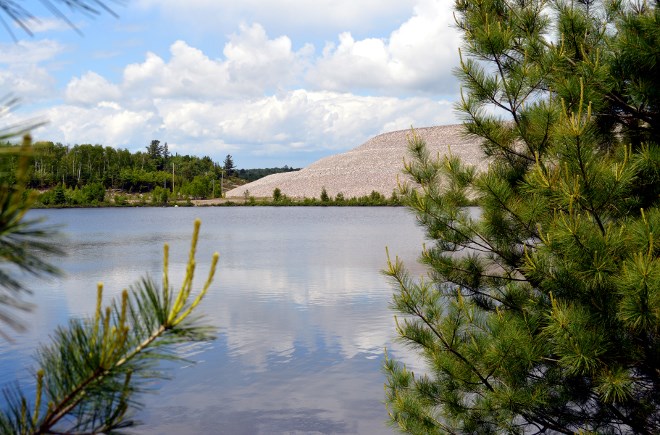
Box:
0 139 299 204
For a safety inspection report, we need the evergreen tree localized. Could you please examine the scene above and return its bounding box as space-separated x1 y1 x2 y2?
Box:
146 139 164 171
273 187 282 202
162 141 170 165
52 183 66 205
223 154 235 175
320 187 330 202
146 140 163 160
385 0 659 433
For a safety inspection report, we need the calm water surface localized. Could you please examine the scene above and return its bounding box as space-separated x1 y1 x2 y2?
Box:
0 207 428 434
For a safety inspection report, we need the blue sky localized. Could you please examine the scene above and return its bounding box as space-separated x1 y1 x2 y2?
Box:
0 0 462 168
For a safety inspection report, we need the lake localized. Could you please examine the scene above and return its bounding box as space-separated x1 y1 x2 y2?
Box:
0 207 428 434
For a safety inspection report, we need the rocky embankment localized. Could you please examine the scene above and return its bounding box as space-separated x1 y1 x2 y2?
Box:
225 124 487 199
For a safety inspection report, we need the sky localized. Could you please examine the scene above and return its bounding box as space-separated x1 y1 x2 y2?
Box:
0 0 463 168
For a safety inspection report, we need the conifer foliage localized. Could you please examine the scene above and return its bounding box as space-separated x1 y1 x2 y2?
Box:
385 0 659 433
0 0 118 39
0 137 62 335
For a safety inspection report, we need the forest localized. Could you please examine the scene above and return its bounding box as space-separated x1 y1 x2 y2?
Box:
0 139 299 206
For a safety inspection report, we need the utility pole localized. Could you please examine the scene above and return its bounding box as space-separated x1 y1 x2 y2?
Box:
172 163 175 194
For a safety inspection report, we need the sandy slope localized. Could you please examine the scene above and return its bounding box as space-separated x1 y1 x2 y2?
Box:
225 124 487 199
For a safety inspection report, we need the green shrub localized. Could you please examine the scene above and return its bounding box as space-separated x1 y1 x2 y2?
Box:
151 186 169 205
273 187 282 202
320 187 330 202
81 182 105 204
53 184 66 205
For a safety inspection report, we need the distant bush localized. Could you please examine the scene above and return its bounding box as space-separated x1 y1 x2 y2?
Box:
369 190 383 202
320 187 330 203
53 184 66 205
389 190 400 205
114 194 128 206
81 182 105 204
151 186 169 205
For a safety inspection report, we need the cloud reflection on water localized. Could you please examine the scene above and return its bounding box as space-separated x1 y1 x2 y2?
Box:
7 207 429 434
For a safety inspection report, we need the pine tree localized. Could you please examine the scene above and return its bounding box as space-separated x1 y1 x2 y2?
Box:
146 140 163 159
320 187 330 202
223 154 235 175
162 142 170 165
273 187 282 202
384 0 659 433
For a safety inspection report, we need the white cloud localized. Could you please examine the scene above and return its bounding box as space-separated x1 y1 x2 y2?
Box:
308 0 461 94
40 103 159 147
122 25 310 101
34 89 456 161
223 23 312 93
130 0 460 95
0 39 63 65
65 71 121 105
151 89 454 154
0 66 56 99
122 51 167 94
0 40 62 101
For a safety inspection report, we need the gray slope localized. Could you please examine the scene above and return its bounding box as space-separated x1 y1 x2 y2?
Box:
226 124 486 199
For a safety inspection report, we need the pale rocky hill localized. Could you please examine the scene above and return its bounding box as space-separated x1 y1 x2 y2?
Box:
226 124 487 199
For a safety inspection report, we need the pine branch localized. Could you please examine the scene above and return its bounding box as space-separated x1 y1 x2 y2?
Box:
0 219 218 434
0 136 63 334
0 0 120 39
385 251 496 393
